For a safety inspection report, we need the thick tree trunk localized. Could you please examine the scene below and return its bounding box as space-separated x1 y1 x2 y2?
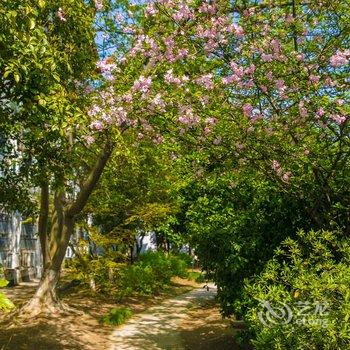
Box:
20 214 74 316
19 138 114 317
38 182 50 270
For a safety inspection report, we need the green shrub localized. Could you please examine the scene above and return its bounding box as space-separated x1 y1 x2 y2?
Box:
242 230 350 350
117 252 189 297
168 255 188 278
0 270 15 312
187 271 206 283
100 307 133 326
70 251 190 297
175 252 193 267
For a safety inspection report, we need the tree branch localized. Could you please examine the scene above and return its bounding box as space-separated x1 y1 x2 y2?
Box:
66 137 114 217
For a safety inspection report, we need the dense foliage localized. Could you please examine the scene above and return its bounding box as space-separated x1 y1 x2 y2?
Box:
242 230 350 349
0 4 349 349
0 268 14 312
70 251 189 297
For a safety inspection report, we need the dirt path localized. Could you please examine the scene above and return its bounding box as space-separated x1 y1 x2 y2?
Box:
110 283 238 350
1 280 239 349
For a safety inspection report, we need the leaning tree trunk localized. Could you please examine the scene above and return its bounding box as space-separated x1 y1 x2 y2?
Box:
21 209 74 316
19 138 114 317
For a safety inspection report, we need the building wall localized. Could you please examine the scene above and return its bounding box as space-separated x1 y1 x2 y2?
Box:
0 212 42 285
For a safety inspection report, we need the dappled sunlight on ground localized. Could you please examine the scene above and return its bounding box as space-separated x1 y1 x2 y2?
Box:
0 280 239 350
109 283 238 350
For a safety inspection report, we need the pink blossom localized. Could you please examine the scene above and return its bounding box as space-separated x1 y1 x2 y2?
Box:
282 172 291 183
88 105 101 117
317 107 325 116
122 93 133 103
324 77 336 86
227 23 244 37
270 39 281 54
245 64 256 75
245 79 254 88
330 50 350 67
330 114 346 125
205 117 217 125
222 74 241 85
57 8 67 22
114 106 128 125
164 69 183 85
178 105 200 126
309 74 320 84
169 153 177 160
96 58 116 73
173 4 193 21
152 94 166 111
336 99 344 106
90 120 104 131
243 103 253 117
261 53 273 62
213 136 222 145
285 14 294 24
132 75 152 93
198 2 217 14
145 3 158 16
296 53 305 61
260 85 268 93
195 74 214 90
272 160 282 175
204 126 212 135
299 101 308 117
84 135 95 145
204 39 219 53
275 79 286 93
94 0 103 10
153 134 164 144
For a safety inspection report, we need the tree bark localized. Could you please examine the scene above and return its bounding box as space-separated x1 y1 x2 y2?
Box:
38 182 50 270
20 139 114 316
20 209 74 316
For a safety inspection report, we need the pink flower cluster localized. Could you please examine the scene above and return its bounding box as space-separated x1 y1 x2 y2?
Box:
132 76 152 94
164 69 188 85
198 2 217 14
272 160 291 183
178 105 200 126
242 103 253 117
163 37 189 62
145 3 158 16
195 74 214 90
94 0 103 10
90 120 104 131
57 8 67 22
259 39 284 62
330 114 347 125
129 35 159 59
222 62 254 86
330 50 350 67
172 3 193 21
96 58 116 73
196 16 244 53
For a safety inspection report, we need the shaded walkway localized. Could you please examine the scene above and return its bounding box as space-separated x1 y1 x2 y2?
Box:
110 283 227 350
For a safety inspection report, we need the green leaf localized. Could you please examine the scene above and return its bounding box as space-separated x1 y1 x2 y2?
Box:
0 279 8 288
29 18 36 30
14 74 20 83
